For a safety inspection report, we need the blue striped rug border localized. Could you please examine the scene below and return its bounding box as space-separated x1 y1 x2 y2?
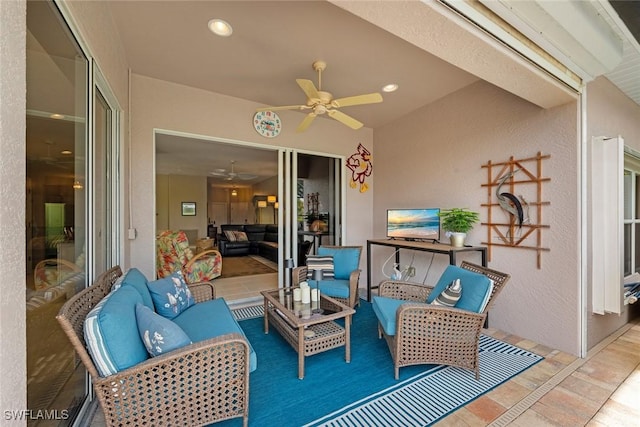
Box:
232 304 264 320
304 335 543 427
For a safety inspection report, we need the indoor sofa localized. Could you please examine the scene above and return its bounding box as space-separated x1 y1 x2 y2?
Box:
218 224 279 262
56 265 255 427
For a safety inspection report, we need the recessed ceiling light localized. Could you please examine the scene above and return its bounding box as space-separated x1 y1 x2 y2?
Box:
208 19 233 37
61 150 72 155
382 84 398 93
50 113 65 119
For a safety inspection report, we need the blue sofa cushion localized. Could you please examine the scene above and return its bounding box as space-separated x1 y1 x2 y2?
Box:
135 303 191 357
309 279 350 299
426 265 493 313
147 272 195 319
84 286 148 377
372 296 406 336
317 247 360 280
117 268 154 310
173 298 257 372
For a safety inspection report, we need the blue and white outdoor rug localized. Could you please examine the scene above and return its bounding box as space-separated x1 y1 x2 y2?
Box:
223 301 542 427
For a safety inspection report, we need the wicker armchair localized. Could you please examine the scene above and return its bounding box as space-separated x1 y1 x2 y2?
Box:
56 266 250 427
374 261 510 380
292 245 362 308
156 230 222 283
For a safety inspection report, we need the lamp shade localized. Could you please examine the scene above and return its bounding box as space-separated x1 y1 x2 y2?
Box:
257 200 267 208
267 195 277 203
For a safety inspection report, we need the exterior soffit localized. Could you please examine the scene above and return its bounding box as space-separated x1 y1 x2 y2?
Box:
330 0 577 109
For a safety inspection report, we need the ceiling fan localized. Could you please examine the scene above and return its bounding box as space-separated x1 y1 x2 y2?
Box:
29 140 75 169
210 160 258 181
256 60 383 132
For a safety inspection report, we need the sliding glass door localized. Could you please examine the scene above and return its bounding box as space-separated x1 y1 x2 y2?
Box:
26 1 122 424
290 152 344 266
26 1 88 424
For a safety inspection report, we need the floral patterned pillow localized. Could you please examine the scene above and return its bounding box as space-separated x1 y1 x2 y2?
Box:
147 271 195 319
135 303 191 357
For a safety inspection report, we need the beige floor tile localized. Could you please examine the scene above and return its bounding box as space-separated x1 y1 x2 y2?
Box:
435 407 487 427
510 409 563 427
486 380 532 409
589 399 640 426
558 374 612 406
465 395 508 423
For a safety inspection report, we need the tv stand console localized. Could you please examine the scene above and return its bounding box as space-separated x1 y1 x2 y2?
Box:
366 238 487 301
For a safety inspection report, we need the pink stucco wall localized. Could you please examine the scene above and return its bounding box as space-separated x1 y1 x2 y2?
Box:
374 80 581 354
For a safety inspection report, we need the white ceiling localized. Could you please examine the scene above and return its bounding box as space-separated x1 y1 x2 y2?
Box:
31 1 640 184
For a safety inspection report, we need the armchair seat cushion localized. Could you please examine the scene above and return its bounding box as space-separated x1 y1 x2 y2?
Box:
372 296 407 336
426 265 493 313
311 279 350 300
173 298 257 372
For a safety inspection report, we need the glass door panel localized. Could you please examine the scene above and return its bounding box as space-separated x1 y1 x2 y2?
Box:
295 153 342 263
26 0 88 424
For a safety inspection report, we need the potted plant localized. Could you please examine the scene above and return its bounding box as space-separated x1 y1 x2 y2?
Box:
439 208 480 247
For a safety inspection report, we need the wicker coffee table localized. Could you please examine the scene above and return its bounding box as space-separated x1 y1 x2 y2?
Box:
261 288 355 379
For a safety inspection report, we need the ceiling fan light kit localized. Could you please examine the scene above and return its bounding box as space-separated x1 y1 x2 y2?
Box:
256 60 383 132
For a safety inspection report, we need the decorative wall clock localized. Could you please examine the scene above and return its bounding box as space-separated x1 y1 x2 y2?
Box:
253 111 281 138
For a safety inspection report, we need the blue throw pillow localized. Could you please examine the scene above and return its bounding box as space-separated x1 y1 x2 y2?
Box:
135 303 191 357
120 268 154 309
147 271 195 319
84 286 148 377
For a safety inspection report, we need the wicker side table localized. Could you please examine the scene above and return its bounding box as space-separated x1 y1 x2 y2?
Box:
262 289 354 379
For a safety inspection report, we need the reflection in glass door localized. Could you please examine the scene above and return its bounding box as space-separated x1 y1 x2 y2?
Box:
295 153 343 265
26 0 88 424
94 87 115 273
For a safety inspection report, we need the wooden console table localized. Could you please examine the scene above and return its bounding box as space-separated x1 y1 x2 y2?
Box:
366 239 487 301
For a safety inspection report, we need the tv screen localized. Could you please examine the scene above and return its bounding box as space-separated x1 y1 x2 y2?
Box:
386 208 440 241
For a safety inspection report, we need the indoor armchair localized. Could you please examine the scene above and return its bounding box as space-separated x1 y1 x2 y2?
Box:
372 261 510 379
293 245 362 308
156 230 222 283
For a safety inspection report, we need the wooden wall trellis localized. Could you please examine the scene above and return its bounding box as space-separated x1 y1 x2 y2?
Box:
481 152 550 269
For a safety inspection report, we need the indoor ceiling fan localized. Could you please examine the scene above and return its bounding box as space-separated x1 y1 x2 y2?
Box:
256 60 383 132
210 160 258 181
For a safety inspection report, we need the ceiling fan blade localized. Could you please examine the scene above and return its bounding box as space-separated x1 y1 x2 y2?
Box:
331 92 383 108
296 113 317 133
237 173 258 180
296 79 320 100
256 105 308 112
327 109 363 130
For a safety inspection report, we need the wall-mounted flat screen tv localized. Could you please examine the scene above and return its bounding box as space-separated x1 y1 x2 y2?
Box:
386 208 440 242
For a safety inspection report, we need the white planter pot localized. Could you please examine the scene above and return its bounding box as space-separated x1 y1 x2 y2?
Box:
449 232 466 248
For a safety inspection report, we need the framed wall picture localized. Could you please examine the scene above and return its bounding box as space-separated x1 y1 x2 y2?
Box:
181 202 196 216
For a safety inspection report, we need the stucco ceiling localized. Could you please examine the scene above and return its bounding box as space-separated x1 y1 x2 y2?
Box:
103 0 640 181
27 1 639 183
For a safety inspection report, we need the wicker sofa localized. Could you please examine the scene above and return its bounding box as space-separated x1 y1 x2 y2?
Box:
57 266 255 427
218 224 279 262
